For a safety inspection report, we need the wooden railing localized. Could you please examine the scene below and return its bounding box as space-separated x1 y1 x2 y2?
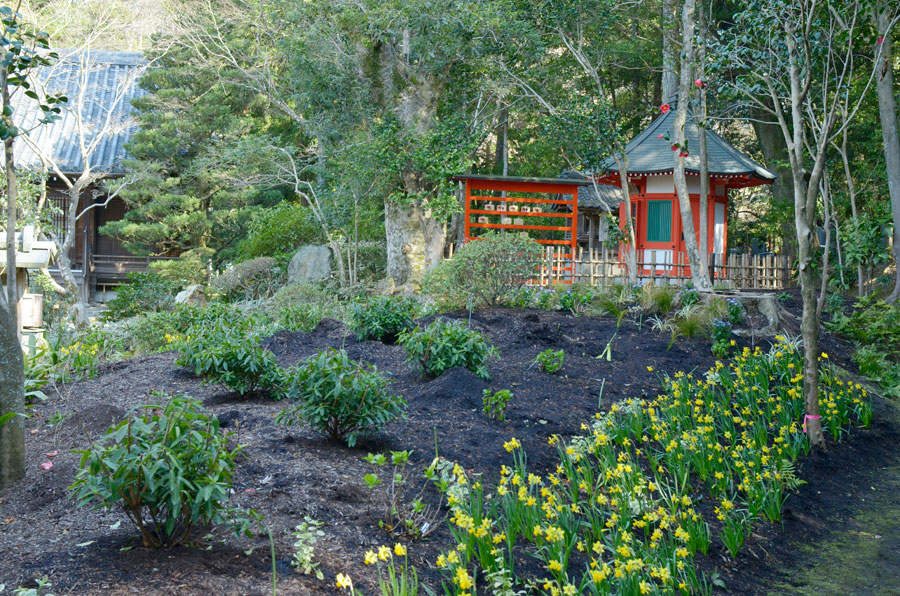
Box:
536 247 795 290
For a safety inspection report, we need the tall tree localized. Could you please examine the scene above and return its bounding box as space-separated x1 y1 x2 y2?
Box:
672 0 712 290
870 3 900 302
716 0 877 448
0 3 60 490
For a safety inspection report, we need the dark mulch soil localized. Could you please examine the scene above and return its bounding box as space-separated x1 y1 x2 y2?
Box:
0 298 892 595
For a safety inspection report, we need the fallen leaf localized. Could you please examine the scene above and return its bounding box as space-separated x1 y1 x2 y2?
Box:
39 461 53 471
76 540 95 547
45 450 58 458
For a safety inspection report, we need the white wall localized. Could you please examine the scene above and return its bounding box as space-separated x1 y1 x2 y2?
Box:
645 174 702 195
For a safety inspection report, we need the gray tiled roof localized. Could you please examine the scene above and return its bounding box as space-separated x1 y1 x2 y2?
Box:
12 50 146 175
559 170 619 213
602 105 776 181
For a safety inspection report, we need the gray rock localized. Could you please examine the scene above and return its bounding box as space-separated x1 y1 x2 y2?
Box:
288 245 332 283
175 284 206 306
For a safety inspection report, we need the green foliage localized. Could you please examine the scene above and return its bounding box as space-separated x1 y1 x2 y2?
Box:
399 319 496 380
534 349 565 374
209 257 282 301
103 272 180 321
278 348 406 447
828 298 900 391
349 296 419 343
711 320 733 359
238 203 324 264
639 285 677 316
278 304 326 333
173 320 282 397
69 396 253 548
559 284 595 315
148 255 210 286
423 233 544 309
482 389 513 422
291 516 326 580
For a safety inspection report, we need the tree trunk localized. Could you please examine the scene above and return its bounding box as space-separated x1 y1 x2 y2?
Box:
0 292 24 489
751 109 797 258
2 68 17 323
661 0 678 102
384 199 445 286
697 2 709 273
55 179 90 323
611 153 638 283
672 0 712 291
873 8 900 303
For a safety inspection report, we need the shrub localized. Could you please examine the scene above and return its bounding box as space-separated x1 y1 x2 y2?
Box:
69 396 251 547
711 319 733 358
267 282 344 321
278 304 325 333
399 319 496 379
148 254 210 285
349 296 419 343
278 348 406 446
482 389 513 421
174 321 283 396
103 272 179 321
238 202 324 264
726 298 744 325
559 284 594 315
423 232 544 308
210 257 281 301
534 348 565 374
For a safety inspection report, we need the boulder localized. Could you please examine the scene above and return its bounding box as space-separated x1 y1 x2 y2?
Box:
175 284 206 307
288 245 332 283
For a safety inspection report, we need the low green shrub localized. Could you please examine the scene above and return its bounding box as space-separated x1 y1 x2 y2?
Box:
69 396 254 547
711 319 733 358
174 321 282 396
423 232 544 309
559 284 594 315
103 272 179 321
278 304 325 333
277 348 405 446
210 257 281 301
534 348 565 374
267 282 345 321
349 296 419 343
237 202 324 265
482 389 513 421
398 319 496 379
148 254 209 285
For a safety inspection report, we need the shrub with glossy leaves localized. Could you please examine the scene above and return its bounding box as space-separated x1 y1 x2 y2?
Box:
174 319 282 397
349 296 419 343
103 272 179 321
277 348 406 446
69 396 252 547
398 319 496 379
423 232 544 308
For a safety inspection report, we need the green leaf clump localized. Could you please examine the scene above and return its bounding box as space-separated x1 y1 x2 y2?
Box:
399 319 497 380
173 315 283 397
423 232 544 309
69 396 254 548
103 272 180 321
277 348 406 447
534 348 565 374
349 296 420 343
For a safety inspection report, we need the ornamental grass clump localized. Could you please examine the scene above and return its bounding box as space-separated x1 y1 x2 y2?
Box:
69 396 253 548
349 296 420 343
429 338 872 596
277 348 406 447
398 319 497 380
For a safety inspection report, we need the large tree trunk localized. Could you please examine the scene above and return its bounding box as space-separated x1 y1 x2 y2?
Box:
0 293 24 489
661 0 678 101
873 7 900 303
751 109 797 258
697 3 709 273
672 0 712 291
384 199 445 286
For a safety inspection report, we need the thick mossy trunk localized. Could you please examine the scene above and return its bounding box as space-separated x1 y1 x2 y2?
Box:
0 296 24 489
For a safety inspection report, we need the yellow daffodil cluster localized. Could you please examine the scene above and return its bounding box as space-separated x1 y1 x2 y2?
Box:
424 338 871 596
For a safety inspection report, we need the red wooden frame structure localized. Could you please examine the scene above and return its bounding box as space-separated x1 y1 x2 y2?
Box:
453 174 590 282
